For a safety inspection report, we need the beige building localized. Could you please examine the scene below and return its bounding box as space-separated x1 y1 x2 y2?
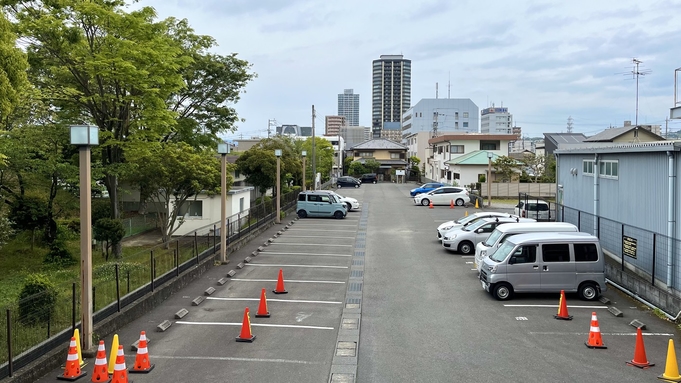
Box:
349 138 407 181
584 121 664 143
325 115 346 136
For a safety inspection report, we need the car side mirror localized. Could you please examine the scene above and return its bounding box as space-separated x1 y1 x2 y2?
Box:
475 229 482 233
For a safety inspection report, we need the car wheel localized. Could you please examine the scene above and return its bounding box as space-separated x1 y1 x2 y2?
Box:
334 211 345 219
578 282 599 301
337 184 342 188
346 202 352 211
458 241 475 255
492 283 513 301
455 198 465 206
297 210 307 219
421 198 430 206
354 184 359 188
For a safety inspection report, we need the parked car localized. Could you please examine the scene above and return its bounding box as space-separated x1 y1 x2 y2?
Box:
315 190 360 211
336 176 361 188
360 173 378 183
410 182 445 196
296 191 347 219
441 217 536 254
515 200 551 220
413 186 470 206
436 212 520 240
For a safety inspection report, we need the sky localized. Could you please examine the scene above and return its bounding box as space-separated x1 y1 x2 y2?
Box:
137 0 681 140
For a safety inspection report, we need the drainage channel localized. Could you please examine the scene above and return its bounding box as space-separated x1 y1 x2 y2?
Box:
328 202 368 383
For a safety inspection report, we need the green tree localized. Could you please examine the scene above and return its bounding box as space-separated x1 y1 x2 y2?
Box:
0 212 13 249
0 12 28 123
348 161 366 177
363 159 381 174
520 153 545 183
9 194 48 249
93 218 125 261
540 155 556 183
301 137 334 184
126 141 222 245
492 156 521 182
17 273 58 325
236 136 301 195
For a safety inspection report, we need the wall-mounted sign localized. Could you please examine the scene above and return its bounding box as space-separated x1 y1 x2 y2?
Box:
622 236 637 259
396 170 405 176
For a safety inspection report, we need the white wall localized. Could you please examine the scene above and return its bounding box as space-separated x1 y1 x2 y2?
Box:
171 187 252 236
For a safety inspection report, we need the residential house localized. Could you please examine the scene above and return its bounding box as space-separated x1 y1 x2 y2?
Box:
349 138 408 181
543 133 588 155
584 121 665 143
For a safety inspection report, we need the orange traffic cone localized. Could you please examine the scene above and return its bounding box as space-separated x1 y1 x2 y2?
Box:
554 290 573 320
130 331 154 373
429 201 434 209
585 311 607 349
450 200 454 209
57 337 87 381
90 340 110 383
627 327 654 369
659 339 681 381
110 345 129 383
255 288 270 318
273 269 288 294
236 307 256 342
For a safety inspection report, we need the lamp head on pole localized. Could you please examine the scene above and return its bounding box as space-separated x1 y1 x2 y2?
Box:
70 125 99 146
217 143 229 154
302 150 307 157
275 149 282 157
487 151 494 160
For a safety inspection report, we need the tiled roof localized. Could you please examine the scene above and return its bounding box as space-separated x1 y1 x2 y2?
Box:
350 138 407 150
544 133 588 144
584 126 665 142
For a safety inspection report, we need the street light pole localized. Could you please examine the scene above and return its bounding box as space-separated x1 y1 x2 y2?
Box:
217 143 229 264
487 151 493 207
70 125 98 352
302 151 307 191
275 149 282 224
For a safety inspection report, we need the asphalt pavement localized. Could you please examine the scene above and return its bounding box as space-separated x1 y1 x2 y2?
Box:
35 182 681 383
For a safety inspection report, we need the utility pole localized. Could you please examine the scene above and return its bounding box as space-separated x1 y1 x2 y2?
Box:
630 58 651 130
312 105 316 190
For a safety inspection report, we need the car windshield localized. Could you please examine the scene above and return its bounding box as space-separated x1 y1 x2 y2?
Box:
455 214 479 225
483 229 503 246
418 184 428 188
463 219 489 232
489 241 516 262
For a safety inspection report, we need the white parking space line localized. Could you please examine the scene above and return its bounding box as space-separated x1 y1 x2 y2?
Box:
291 224 358 227
152 355 320 365
286 229 357 232
504 304 609 309
176 321 334 330
246 264 349 269
270 243 353 247
460 256 474 258
230 279 345 284
276 236 356 239
529 332 675 336
465 261 473 264
207 297 342 304
258 252 352 257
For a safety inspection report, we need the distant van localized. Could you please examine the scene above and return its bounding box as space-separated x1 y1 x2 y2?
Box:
474 222 579 273
479 232 605 301
296 191 347 219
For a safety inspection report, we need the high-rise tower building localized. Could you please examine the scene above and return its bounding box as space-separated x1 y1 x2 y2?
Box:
372 55 411 140
325 115 346 136
337 89 359 126
480 105 513 134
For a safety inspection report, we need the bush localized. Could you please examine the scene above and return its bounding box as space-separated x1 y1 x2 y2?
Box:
44 240 77 267
58 218 80 235
17 274 59 325
255 196 273 205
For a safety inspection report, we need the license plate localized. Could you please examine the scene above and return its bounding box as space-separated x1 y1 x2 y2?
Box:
481 280 489 292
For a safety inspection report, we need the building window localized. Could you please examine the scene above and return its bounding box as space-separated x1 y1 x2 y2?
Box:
455 112 459 119
390 152 401 159
359 152 374 158
463 112 469 118
481 143 496 150
599 160 619 179
582 160 594 175
438 146 443 154
463 122 469 128
450 145 464 153
179 201 203 218
234 170 240 178
239 197 244 212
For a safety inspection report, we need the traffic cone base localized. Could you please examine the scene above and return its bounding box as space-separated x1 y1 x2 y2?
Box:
57 337 87 381
90 340 111 383
627 327 654 369
450 200 454 209
273 269 288 294
429 201 434 209
236 307 256 342
130 331 155 374
585 312 607 349
554 290 573 321
256 288 271 318
659 339 681 381
110 345 131 383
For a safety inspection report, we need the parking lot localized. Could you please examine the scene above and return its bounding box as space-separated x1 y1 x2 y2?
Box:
36 182 681 383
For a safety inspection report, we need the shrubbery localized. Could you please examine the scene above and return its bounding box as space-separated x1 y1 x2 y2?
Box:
17 274 59 325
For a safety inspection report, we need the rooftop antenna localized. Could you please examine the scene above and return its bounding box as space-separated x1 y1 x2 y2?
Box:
567 116 573 133
436 82 438 99
628 58 651 141
448 71 451 99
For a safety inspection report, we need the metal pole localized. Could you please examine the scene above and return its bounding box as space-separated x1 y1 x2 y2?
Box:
78 146 93 351
220 153 227 263
150 250 154 292
312 105 316 190
71 283 76 331
115 263 120 312
276 156 281 224
302 156 306 191
6 309 12 377
487 157 492 207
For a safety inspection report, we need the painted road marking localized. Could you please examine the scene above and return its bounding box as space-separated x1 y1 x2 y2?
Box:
270 243 353 247
504 305 609 309
176 321 334 330
287 229 357 232
529 332 674 336
276 236 356 239
257 252 352 257
152 355 319 365
206 297 342 304
230 279 345 284
465 261 473 264
291 224 358 227
246 264 348 269
460 255 474 258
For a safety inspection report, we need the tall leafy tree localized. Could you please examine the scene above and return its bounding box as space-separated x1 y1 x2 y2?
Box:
0 12 28 123
236 136 301 195
300 137 334 184
520 153 545 183
493 156 522 182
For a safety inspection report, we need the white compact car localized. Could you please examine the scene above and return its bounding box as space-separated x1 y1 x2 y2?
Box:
413 186 470 207
514 200 551 220
436 212 520 241
441 217 536 254
315 190 360 211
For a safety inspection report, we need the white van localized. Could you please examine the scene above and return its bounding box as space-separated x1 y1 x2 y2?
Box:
479 232 606 301
474 222 579 273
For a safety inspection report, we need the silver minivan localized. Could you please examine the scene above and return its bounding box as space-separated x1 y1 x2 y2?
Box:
479 232 605 301
474 222 579 273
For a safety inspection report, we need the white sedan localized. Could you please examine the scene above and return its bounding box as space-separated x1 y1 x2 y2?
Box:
441 217 535 254
413 186 470 207
436 212 520 240
315 190 360 211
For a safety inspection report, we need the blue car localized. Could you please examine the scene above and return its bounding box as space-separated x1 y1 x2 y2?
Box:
410 182 446 196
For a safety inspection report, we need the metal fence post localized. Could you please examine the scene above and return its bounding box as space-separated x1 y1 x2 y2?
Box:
621 223 625 271
7 309 13 377
72 283 76 332
652 233 656 285
150 250 155 292
115 263 121 312
176 240 180 263
195 232 199 264
238 212 242 240
213 224 217 255
92 286 96 312
577 211 581 231
175 249 179 277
